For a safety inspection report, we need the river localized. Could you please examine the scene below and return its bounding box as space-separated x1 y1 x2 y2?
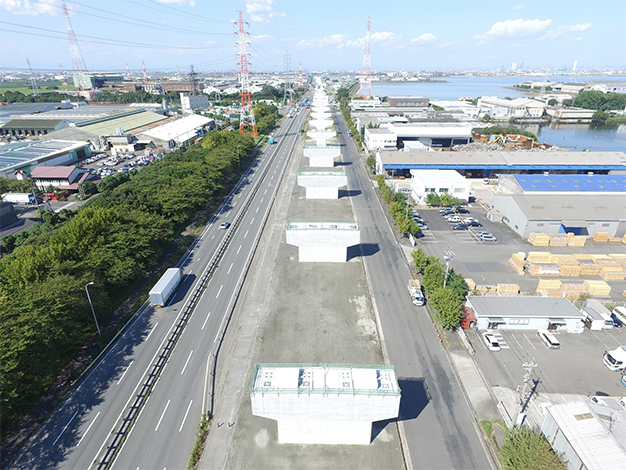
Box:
370 76 626 152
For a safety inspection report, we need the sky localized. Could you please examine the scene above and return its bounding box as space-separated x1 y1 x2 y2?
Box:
0 0 624 74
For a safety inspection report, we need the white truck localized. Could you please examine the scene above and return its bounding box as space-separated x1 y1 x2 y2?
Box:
1 192 38 204
408 279 425 307
149 268 183 307
603 345 626 371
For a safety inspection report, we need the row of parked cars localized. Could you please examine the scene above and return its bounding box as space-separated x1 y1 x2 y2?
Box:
438 207 497 242
482 329 560 352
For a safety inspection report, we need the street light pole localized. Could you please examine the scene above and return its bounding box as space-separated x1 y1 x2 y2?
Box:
85 282 101 335
443 249 455 288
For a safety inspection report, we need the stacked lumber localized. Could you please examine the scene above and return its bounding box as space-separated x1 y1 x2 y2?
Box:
578 259 602 276
593 232 610 242
609 237 622 243
508 252 526 275
527 251 552 263
561 281 589 300
536 279 562 292
476 285 495 294
549 233 569 247
568 236 586 247
529 233 550 246
465 278 476 292
584 280 611 296
496 283 519 294
528 263 560 277
551 255 582 277
623 235 626 244
546 290 565 298
572 253 593 261
623 290 626 298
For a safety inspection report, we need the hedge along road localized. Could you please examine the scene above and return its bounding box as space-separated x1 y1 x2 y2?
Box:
8 108 307 470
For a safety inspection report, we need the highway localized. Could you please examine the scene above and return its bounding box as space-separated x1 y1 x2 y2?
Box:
335 112 493 469
9 107 308 470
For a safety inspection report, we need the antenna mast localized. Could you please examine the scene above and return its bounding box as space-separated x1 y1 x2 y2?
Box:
189 65 199 95
61 0 87 74
234 11 257 139
142 59 148 84
283 50 292 104
359 17 372 98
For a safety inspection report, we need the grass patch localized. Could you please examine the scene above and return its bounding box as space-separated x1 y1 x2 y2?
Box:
188 412 211 470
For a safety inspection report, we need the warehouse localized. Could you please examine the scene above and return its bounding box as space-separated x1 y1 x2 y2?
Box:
491 194 626 238
0 140 91 179
466 297 585 331
0 119 69 138
497 173 626 195
409 169 470 204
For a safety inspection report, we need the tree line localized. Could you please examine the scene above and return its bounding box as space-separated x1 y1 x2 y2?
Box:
0 128 267 437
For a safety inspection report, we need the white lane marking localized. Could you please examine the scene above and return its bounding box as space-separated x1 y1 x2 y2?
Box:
179 400 193 432
201 311 211 330
117 361 134 385
237 245 242 254
227 263 233 274
155 399 171 431
260 197 264 203
77 412 100 447
145 322 158 341
523 333 536 349
53 410 78 445
250 217 254 225
212 235 215 239
181 350 193 375
256 207 259 213
244 230 249 238
264 189 268 194
216 285 223 298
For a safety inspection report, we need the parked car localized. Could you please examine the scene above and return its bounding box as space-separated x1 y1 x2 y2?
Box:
454 207 470 214
415 221 428 230
446 215 462 223
468 220 482 227
482 333 501 351
452 223 469 230
439 208 454 214
479 233 497 242
537 330 561 349
411 210 420 218
219 222 231 229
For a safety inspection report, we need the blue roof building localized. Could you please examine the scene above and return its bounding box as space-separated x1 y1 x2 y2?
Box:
498 174 626 194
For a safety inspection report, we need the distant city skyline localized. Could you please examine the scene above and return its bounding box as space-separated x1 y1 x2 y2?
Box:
0 0 624 74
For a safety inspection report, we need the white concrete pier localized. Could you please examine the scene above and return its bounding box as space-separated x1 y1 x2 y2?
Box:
297 171 347 199
285 221 360 262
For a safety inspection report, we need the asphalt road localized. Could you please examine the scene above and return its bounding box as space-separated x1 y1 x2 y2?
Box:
9 108 308 470
335 114 493 469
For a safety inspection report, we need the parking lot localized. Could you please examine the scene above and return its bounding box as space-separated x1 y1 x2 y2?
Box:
77 151 158 178
469 326 626 396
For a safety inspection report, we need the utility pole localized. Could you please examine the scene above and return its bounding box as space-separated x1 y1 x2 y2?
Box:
443 249 455 288
516 360 537 424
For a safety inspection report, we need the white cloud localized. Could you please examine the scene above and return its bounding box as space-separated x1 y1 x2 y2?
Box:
297 34 346 48
411 33 437 44
155 0 196 5
476 18 553 41
246 0 285 23
514 4 524 10
561 23 591 32
0 0 57 15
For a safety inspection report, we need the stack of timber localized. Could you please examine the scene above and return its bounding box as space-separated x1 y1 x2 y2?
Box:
584 280 612 296
527 251 552 263
528 262 560 277
496 283 520 295
536 279 562 293
609 237 622 243
551 254 582 277
593 232 610 242
560 282 590 301
549 233 569 247
529 233 551 246
577 259 602 276
465 278 476 292
508 252 526 275
568 235 586 247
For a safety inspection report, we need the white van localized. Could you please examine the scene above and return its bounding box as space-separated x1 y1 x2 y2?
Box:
613 306 626 326
538 330 561 349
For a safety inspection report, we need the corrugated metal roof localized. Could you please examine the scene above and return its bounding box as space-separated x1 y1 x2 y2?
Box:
0 140 88 171
513 174 626 192
2 119 65 129
77 110 167 136
501 194 626 220
468 296 584 319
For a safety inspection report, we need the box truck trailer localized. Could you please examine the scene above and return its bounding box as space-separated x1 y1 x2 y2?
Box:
149 268 183 307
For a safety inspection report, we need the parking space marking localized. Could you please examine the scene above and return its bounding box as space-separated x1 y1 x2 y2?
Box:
523 333 536 349
491 332 510 349
510 333 524 350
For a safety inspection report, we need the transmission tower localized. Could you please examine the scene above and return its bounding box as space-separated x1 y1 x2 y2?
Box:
26 59 40 100
61 0 87 74
298 61 304 89
59 63 68 92
234 11 257 139
189 65 199 95
283 50 293 104
359 17 372 98
125 62 131 81
142 59 148 84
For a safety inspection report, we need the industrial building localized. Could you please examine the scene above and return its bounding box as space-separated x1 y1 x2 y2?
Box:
478 96 546 119
466 297 585 331
138 114 215 147
491 194 626 238
375 149 626 178
180 92 209 113
0 140 91 179
73 72 124 90
540 399 626 470
0 119 70 138
30 165 99 192
409 169 471 204
497 174 626 195
250 363 401 445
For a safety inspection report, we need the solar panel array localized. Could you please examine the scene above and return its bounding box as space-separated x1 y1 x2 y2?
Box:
513 174 626 192
0 140 80 170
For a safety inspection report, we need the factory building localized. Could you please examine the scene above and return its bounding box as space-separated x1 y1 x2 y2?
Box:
497 174 626 196
0 140 91 179
478 96 546 119
0 119 69 138
410 169 470 205
73 72 124 90
180 93 209 113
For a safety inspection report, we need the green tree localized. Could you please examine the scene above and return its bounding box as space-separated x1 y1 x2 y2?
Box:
412 248 429 273
426 192 441 206
366 154 376 170
547 99 558 106
447 269 469 300
592 110 609 122
429 287 464 329
423 260 445 294
499 426 566 470
440 193 461 207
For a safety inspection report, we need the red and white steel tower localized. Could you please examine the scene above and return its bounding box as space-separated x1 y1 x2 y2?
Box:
298 61 304 88
61 0 87 74
359 17 372 98
142 59 148 84
234 11 257 139
59 63 68 91
125 62 131 81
